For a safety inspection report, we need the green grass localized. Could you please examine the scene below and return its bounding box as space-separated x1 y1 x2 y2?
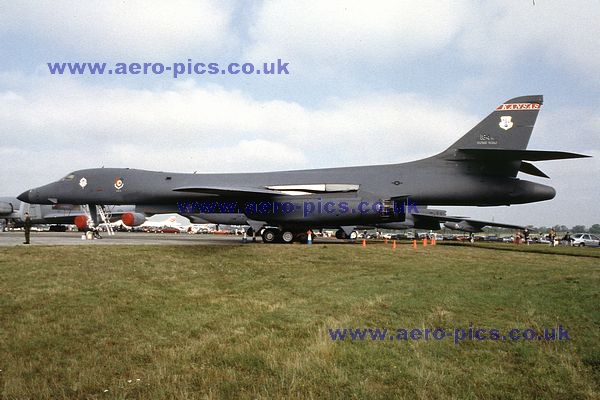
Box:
0 243 599 399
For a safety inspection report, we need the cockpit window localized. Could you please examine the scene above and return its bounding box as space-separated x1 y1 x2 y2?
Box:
61 174 75 181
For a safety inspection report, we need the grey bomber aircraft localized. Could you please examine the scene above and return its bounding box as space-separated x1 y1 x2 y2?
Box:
18 95 589 243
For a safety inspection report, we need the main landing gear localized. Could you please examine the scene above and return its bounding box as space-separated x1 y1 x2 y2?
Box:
260 227 309 244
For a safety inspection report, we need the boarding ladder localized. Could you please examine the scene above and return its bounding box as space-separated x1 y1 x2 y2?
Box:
80 204 115 236
97 206 115 236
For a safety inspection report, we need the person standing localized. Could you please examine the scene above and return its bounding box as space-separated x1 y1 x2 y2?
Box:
515 231 522 245
549 227 556 247
562 232 572 246
23 212 32 245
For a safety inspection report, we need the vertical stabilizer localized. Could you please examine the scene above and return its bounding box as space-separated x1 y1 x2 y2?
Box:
446 95 543 152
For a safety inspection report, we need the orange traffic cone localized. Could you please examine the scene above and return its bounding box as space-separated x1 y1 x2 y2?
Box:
412 240 417 249
362 239 366 247
392 240 397 250
422 238 427 247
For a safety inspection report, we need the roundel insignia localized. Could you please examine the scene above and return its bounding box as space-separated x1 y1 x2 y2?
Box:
499 116 513 131
114 177 124 190
79 177 87 188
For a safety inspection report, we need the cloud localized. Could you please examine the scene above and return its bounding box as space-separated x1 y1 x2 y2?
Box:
243 0 600 86
458 1 600 80
1 76 482 192
246 0 469 68
109 139 307 173
4 76 593 174
0 1 234 59
528 101 600 154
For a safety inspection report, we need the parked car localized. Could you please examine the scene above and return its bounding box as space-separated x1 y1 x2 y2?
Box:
571 233 600 247
485 235 501 242
160 227 181 234
535 236 550 244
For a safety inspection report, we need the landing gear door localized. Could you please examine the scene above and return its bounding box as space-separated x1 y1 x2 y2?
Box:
393 199 407 222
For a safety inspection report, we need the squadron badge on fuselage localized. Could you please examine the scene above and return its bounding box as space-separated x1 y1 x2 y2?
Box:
114 177 124 191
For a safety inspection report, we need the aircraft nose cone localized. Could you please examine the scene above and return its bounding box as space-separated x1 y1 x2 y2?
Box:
17 188 52 204
17 190 31 203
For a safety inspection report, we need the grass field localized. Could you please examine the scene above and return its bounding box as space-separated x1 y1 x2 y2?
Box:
0 242 599 399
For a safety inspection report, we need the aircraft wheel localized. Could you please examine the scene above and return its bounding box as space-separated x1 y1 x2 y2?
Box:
349 230 358 240
262 228 280 243
335 229 347 239
280 230 295 244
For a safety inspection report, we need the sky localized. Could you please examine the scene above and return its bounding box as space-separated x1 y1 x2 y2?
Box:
1 0 599 228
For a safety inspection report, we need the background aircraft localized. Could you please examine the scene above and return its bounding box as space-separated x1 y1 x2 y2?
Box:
0 197 20 229
0 196 145 231
19 95 588 243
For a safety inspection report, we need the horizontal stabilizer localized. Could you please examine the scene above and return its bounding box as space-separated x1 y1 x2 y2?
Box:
519 161 549 178
458 149 590 161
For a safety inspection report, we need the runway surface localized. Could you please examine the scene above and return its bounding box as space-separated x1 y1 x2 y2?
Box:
0 231 253 246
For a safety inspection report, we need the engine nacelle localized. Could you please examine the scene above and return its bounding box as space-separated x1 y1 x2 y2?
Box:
74 215 89 229
0 201 14 215
121 212 146 226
